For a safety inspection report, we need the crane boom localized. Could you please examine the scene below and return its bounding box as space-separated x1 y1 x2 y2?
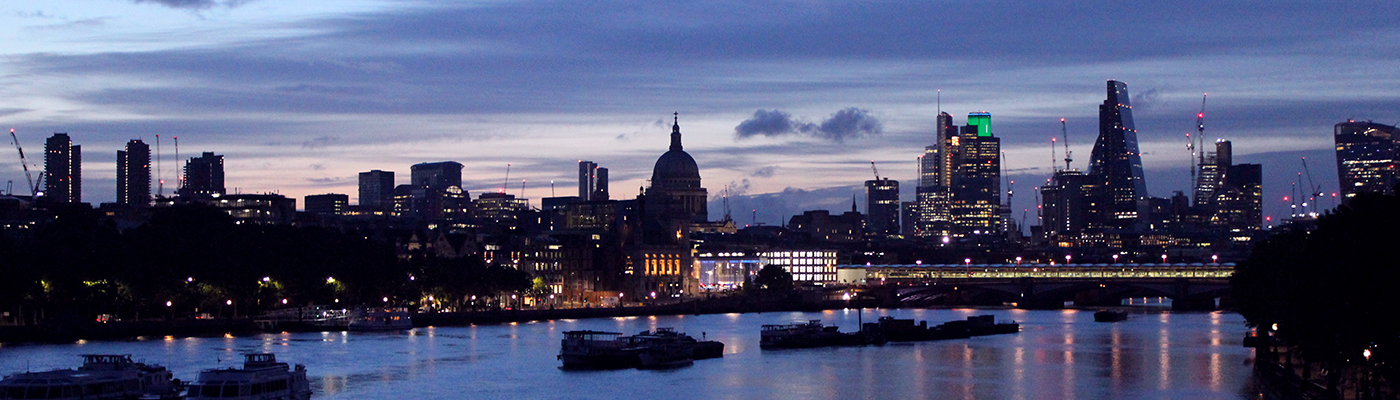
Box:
1060 118 1073 170
9 129 40 196
501 163 511 193
869 160 879 181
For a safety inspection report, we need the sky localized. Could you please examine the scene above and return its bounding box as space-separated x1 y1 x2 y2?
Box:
2 0 1397 229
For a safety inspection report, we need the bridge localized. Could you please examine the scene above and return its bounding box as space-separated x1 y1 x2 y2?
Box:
836 263 1234 310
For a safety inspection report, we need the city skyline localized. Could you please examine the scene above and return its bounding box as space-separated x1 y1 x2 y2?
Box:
2 0 1398 225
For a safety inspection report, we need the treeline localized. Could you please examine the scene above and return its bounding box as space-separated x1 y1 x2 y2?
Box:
1232 191 1400 396
0 205 529 325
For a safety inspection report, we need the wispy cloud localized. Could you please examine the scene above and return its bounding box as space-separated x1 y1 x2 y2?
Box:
130 0 253 10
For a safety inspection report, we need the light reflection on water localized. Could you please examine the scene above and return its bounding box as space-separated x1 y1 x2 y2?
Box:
0 309 1255 400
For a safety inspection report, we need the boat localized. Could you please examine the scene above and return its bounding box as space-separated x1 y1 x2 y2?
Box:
185 354 311 400
558 330 644 369
759 320 886 349
625 328 724 360
636 344 694 369
347 307 413 331
1094 310 1129 322
878 315 1019 342
0 354 181 400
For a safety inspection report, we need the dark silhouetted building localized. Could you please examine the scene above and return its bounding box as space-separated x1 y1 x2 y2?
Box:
579 161 609 201
116 139 150 207
44 133 81 203
358 170 395 211
305 193 349 215
788 206 864 243
410 161 462 189
1088 80 1148 229
1334 120 1400 203
865 178 899 237
180 152 225 197
645 114 708 223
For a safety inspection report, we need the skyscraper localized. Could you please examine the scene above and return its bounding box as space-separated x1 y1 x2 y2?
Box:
578 161 609 201
116 139 151 207
180 152 225 197
949 114 1001 233
410 161 463 189
358 170 395 211
865 178 899 237
1088 80 1148 229
44 133 81 203
915 112 956 236
1334 120 1400 203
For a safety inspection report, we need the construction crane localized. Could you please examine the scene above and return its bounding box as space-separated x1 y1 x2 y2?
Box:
501 163 511 193
1301 157 1323 213
1060 118 1072 170
869 160 880 181
8 128 41 196
1192 94 1208 198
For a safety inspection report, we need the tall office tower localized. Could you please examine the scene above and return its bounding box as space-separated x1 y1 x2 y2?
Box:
410 161 463 189
1087 80 1148 229
44 133 81 203
578 161 610 201
1040 170 1090 242
1214 163 1262 234
593 167 609 201
305 193 349 215
948 112 1001 233
915 112 957 236
579 161 597 199
1334 120 1400 203
116 139 151 207
1194 140 1234 212
358 170 395 211
865 178 900 237
180 152 225 197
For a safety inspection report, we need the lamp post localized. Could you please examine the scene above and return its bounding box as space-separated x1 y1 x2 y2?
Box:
965 258 972 278
1161 254 1167 264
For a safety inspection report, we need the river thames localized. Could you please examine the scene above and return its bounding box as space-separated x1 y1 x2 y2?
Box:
0 308 1257 399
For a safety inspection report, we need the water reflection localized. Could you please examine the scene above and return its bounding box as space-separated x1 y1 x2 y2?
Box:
0 310 1255 400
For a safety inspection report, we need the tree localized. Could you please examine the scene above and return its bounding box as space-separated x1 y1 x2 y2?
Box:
754 264 793 292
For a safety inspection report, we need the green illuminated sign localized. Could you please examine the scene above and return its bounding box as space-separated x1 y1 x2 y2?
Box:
967 112 991 137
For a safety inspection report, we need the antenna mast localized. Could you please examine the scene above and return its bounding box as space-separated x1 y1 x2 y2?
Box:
174 136 181 192
520 179 526 198
1050 137 1058 173
1061 118 1072 170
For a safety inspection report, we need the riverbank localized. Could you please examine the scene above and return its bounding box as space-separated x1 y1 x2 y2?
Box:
0 295 866 344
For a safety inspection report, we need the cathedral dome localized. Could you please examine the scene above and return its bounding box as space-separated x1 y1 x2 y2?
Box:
650 114 701 188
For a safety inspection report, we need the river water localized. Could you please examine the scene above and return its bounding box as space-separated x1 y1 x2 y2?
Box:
0 308 1257 400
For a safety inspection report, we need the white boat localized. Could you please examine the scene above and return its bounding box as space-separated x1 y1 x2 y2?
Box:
185 354 311 400
0 354 180 399
347 307 413 331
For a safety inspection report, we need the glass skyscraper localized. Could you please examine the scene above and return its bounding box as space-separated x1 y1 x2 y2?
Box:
1088 80 1148 229
1334 120 1400 203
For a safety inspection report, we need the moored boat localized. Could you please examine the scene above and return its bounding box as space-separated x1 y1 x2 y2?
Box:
347 307 413 331
185 354 311 400
0 354 180 400
636 344 694 370
558 331 643 369
1094 310 1129 322
759 320 886 349
626 328 724 360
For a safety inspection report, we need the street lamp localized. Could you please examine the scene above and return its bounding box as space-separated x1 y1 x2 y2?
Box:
1212 255 1218 264
1065 254 1072 264
1015 256 1022 265
1113 254 1119 263
1161 254 1167 264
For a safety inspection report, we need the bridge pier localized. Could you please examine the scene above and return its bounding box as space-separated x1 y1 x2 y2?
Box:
1073 289 1124 307
1017 297 1065 310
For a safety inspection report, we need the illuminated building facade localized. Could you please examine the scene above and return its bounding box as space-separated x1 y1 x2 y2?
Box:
116 139 150 207
1088 80 1148 229
1334 120 1400 203
914 111 1001 236
44 133 81 203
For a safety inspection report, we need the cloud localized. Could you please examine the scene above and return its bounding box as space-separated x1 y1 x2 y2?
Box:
734 108 882 142
751 165 779 178
130 0 253 10
309 164 325 171
0 108 31 118
301 136 337 150
1132 87 1162 110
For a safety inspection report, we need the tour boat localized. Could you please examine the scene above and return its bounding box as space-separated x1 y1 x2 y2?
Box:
185 354 311 400
625 328 724 360
347 307 413 331
0 354 180 400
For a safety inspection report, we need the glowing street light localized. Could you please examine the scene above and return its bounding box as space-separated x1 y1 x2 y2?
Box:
1161 254 1168 263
